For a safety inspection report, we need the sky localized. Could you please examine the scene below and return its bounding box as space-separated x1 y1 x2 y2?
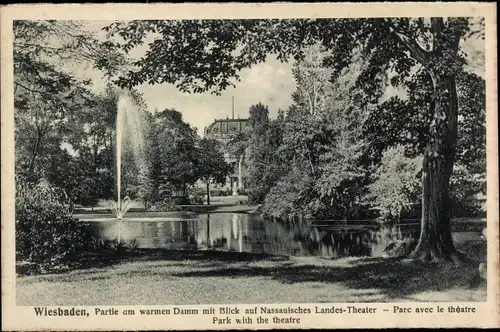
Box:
71 20 484 136
78 21 297 136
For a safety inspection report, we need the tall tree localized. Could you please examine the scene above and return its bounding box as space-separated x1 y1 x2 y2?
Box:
245 103 285 204
195 138 232 205
105 18 484 262
266 45 368 220
144 109 200 205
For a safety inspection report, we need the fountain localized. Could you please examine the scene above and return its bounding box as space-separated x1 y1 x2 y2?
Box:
104 94 148 240
107 196 133 221
75 92 196 245
106 94 145 222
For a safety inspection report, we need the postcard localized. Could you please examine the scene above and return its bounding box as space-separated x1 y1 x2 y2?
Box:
1 2 498 330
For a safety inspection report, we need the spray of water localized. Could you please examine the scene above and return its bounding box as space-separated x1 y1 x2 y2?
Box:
108 93 146 222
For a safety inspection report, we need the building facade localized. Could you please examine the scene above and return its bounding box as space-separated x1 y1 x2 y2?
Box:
204 117 249 195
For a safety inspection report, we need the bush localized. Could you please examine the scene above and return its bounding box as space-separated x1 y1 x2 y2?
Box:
15 178 95 267
363 145 422 223
189 191 204 205
90 237 138 255
263 166 316 220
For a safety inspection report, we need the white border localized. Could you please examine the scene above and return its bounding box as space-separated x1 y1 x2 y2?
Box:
1 2 498 330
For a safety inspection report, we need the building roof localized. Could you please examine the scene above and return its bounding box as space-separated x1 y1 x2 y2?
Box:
204 118 249 138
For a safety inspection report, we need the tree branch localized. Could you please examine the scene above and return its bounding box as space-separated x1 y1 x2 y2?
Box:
388 24 430 67
14 81 46 95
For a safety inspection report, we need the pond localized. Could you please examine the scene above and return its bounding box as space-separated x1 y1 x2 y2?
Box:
85 213 485 258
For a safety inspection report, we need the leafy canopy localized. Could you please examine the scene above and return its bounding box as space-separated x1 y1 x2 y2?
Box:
105 18 483 99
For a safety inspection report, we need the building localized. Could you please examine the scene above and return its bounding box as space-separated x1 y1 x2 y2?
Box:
204 117 249 195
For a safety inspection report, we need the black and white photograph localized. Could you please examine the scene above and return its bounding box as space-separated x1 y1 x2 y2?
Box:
1 2 498 330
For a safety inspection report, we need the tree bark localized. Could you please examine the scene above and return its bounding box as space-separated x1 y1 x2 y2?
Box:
238 154 244 192
26 127 43 182
409 72 465 263
206 182 210 205
390 18 465 263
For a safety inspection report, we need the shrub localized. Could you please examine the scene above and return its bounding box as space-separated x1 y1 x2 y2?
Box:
363 145 422 223
263 166 316 220
449 164 486 218
15 177 95 267
189 192 204 205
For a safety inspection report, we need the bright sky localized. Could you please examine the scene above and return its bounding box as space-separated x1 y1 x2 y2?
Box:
73 20 484 136
78 21 296 136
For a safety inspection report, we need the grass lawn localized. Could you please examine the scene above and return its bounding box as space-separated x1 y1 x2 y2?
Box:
16 238 486 305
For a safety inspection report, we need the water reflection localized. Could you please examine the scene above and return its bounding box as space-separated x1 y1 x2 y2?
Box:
91 213 481 258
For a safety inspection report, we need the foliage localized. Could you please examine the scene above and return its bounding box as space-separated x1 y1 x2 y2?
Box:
14 21 123 183
362 70 486 218
262 165 316 220
449 165 486 217
196 138 232 185
89 237 139 256
47 152 101 208
140 109 200 208
263 46 370 220
105 18 482 95
226 132 249 157
450 71 486 217
194 138 232 204
363 146 423 222
15 177 95 266
245 103 286 204
455 71 486 171
188 189 205 205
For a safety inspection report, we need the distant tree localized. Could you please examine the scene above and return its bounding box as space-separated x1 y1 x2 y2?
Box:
245 103 286 204
195 138 232 205
226 132 249 157
265 45 369 220
143 109 199 207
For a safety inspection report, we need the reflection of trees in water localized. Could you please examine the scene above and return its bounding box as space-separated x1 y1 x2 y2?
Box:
133 220 196 248
126 214 420 256
248 218 420 258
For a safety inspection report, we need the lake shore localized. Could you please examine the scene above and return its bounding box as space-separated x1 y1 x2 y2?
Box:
74 195 260 219
16 237 486 305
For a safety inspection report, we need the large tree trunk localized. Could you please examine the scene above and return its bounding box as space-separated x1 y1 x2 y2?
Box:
409 72 465 263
